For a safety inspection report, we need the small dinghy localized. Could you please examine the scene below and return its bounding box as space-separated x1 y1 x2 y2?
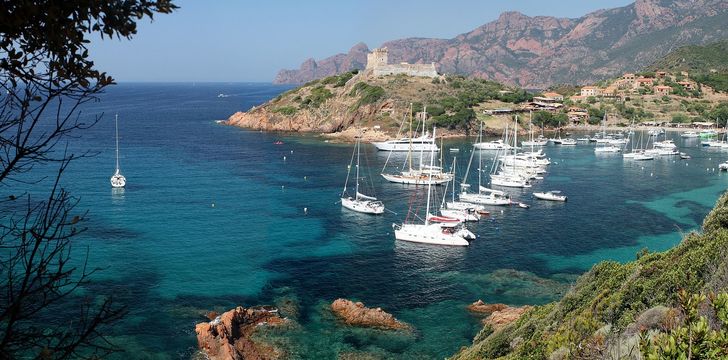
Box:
518 202 530 209
533 190 567 202
680 152 691 160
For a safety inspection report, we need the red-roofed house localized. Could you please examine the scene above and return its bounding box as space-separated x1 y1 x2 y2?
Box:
678 81 694 90
654 85 671 96
633 77 654 88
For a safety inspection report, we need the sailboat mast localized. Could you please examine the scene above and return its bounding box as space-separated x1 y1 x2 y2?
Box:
115 114 120 171
355 137 361 199
408 103 413 171
425 126 436 226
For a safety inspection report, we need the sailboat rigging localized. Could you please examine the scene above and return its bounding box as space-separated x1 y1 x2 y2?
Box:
110 114 126 188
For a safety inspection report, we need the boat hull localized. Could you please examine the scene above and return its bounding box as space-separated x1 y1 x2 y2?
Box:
373 142 439 152
394 224 469 246
381 173 451 185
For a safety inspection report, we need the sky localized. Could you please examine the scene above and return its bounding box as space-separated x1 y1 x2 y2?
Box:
89 0 634 83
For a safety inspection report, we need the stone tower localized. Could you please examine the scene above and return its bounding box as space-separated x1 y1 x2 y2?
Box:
366 47 388 69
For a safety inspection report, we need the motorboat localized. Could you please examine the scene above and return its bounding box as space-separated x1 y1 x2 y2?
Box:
681 131 699 138
559 138 577 146
373 133 439 152
720 161 728 171
595 145 621 153
533 191 567 202
473 139 515 150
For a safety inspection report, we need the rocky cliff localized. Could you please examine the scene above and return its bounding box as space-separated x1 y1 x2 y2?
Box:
274 0 728 88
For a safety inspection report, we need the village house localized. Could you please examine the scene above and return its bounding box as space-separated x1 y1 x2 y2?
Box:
633 77 654 88
622 73 636 81
677 81 694 90
656 71 667 79
580 86 601 97
654 85 671 96
542 92 564 101
602 85 619 98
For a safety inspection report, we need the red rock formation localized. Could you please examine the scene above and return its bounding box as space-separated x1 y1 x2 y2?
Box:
330 299 409 330
195 306 288 360
274 1 728 88
466 300 508 314
483 306 533 330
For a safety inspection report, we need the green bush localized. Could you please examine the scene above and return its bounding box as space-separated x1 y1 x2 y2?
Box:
301 85 333 108
348 82 385 109
271 106 297 116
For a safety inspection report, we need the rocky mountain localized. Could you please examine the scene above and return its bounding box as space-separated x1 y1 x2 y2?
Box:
274 0 728 88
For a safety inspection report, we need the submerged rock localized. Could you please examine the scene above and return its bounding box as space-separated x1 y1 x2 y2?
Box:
483 306 533 330
467 300 509 314
195 305 288 360
330 299 409 330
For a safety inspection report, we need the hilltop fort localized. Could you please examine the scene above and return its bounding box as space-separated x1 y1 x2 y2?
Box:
364 47 438 78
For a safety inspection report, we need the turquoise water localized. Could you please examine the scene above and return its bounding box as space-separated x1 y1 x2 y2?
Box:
22 83 728 358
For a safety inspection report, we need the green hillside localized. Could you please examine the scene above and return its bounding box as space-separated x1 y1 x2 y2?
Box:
648 39 728 92
452 193 728 359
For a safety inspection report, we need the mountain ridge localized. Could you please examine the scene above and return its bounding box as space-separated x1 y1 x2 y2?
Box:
274 0 728 88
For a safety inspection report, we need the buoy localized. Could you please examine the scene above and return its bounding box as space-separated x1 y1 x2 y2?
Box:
211 203 215 208
283 156 286 161
281 185 285 190
304 176 307 180
650 172 653 177
304 207 308 214
290 150 294 154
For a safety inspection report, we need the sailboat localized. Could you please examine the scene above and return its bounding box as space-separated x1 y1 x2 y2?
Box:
594 114 621 153
521 112 548 147
393 127 471 246
381 105 452 185
341 136 384 214
458 121 512 205
439 157 481 222
110 114 126 188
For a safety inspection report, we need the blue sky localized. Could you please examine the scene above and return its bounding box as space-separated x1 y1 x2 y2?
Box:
89 0 634 82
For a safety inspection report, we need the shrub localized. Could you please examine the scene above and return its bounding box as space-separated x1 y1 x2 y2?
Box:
272 106 297 116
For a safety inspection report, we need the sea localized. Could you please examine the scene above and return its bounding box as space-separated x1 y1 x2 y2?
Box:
23 83 728 359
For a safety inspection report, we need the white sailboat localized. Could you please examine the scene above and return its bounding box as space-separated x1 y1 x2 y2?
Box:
439 157 481 222
594 114 621 153
381 105 452 185
393 127 470 246
341 137 384 214
458 122 512 205
110 114 126 188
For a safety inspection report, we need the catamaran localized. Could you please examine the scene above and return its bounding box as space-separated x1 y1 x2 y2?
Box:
341 136 384 214
110 114 126 188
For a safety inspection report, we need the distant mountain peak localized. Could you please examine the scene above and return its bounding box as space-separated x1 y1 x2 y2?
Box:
274 1 728 87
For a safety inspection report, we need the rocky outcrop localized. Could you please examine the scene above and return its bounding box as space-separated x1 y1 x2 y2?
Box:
195 306 288 360
275 0 728 88
330 298 409 330
467 300 509 314
275 43 369 84
482 305 533 331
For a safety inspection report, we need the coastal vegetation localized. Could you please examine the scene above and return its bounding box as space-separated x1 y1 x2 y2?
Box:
452 193 728 359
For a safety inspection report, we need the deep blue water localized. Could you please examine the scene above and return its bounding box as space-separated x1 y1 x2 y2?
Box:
22 83 728 358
